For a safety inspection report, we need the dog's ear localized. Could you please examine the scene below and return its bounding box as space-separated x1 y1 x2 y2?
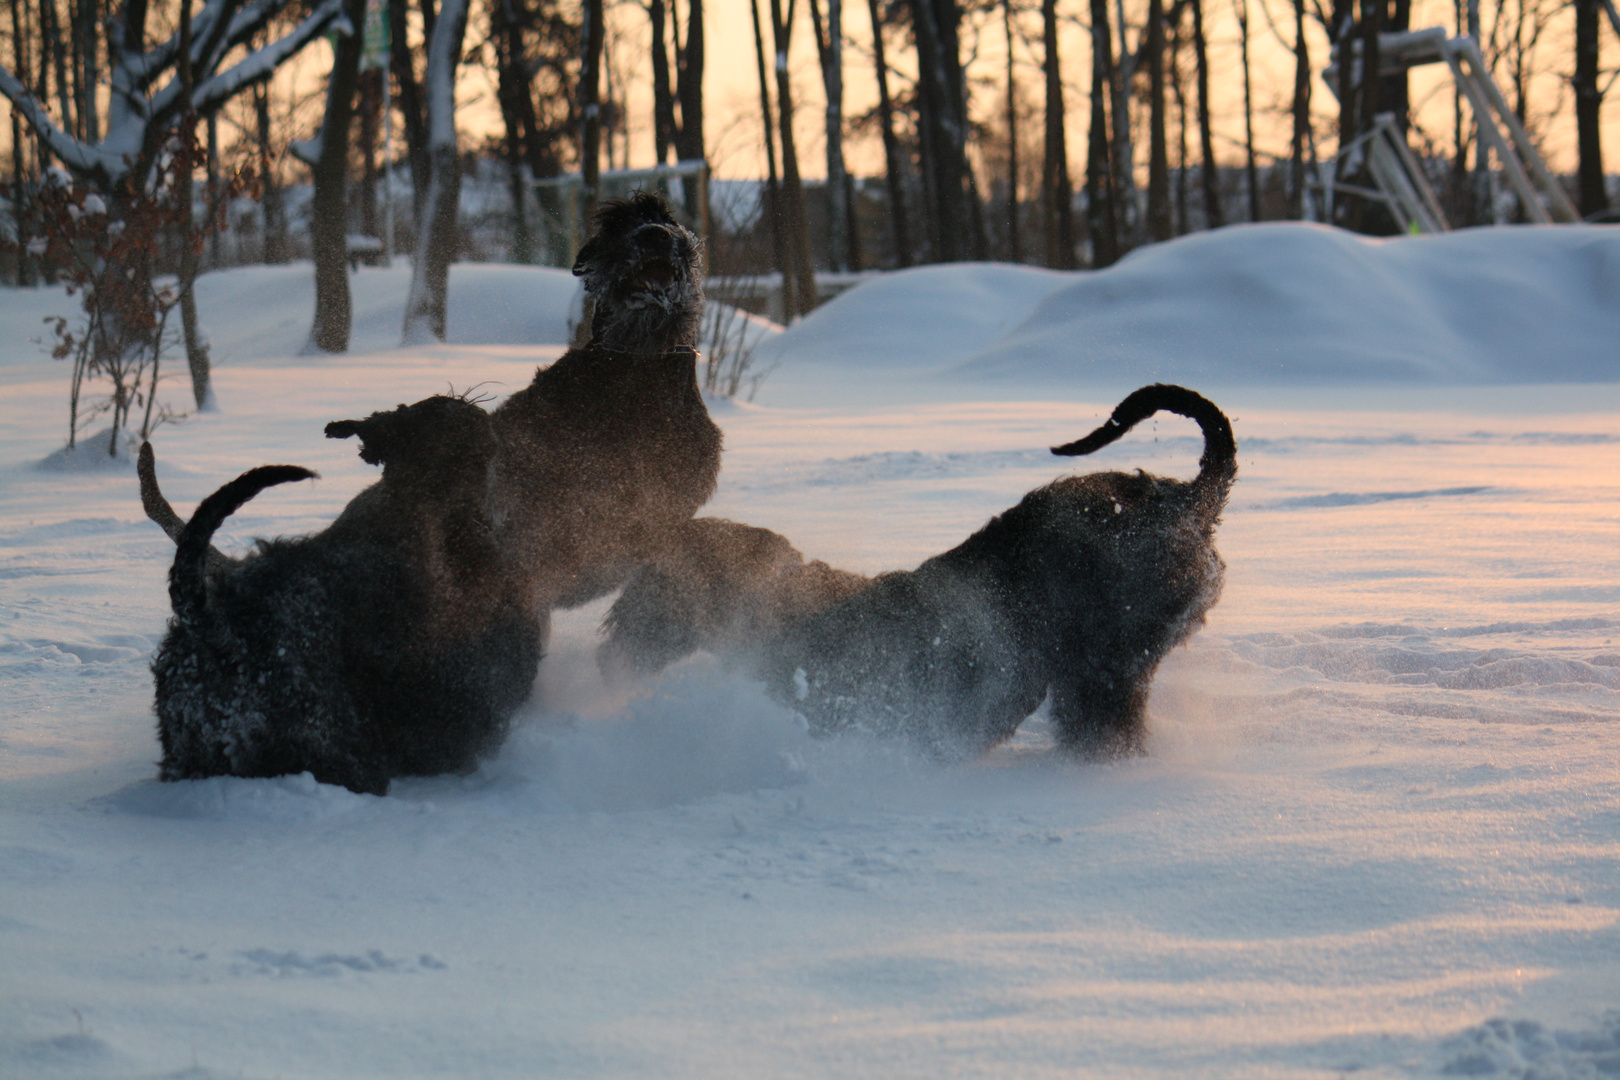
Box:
325 404 409 467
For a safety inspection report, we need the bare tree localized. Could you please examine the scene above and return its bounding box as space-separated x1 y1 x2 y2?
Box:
1087 0 1121 264
0 0 347 401
1573 0 1606 214
297 0 367 353
768 0 817 315
1042 0 1076 267
1235 0 1258 221
911 0 979 260
578 0 604 222
1290 0 1310 217
1189 0 1223 227
401 0 469 343
1004 0 1022 260
1146 0 1171 239
867 0 913 266
748 0 788 287
808 0 854 270
1111 0 1139 243
11 0 34 286
387 0 430 221
0 0 344 190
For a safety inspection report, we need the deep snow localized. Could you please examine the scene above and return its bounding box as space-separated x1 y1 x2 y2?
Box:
1 224 1617 1079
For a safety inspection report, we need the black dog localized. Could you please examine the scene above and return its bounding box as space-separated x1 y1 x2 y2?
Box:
143 396 543 795
491 192 722 627
599 516 870 681
765 384 1237 758
602 384 1237 760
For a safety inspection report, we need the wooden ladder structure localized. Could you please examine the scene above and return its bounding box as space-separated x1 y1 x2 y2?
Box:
1325 27 1582 230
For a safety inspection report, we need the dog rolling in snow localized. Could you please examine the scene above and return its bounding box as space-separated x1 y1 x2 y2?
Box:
602 384 1236 760
143 395 543 795
490 192 722 627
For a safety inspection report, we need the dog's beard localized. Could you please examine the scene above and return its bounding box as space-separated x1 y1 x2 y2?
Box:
592 276 703 353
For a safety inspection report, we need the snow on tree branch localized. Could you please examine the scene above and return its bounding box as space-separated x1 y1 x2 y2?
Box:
0 0 347 188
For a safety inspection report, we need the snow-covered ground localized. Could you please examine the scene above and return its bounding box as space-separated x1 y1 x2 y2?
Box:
2 224 1617 1079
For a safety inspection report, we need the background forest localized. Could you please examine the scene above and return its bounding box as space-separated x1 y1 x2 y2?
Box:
0 0 1614 366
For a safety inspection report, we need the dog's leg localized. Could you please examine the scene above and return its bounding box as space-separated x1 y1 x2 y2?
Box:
1047 671 1151 758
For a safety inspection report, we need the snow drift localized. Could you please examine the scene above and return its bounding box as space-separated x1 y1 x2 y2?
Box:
758 224 1620 388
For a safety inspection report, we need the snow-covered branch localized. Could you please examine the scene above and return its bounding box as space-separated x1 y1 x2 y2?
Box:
189 0 349 116
0 68 133 180
0 0 346 188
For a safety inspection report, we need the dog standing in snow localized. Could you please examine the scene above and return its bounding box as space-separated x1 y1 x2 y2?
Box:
599 516 871 681
602 384 1237 760
142 395 543 795
490 192 722 631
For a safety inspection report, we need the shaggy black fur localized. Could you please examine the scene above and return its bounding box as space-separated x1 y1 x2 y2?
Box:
145 396 543 795
763 384 1237 759
599 516 870 680
600 384 1237 761
491 192 722 622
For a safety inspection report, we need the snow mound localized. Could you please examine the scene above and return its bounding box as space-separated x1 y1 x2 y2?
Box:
759 224 1620 388
192 261 580 361
34 427 138 471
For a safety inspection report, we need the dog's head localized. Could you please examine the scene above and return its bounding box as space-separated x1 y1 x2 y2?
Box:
325 395 497 489
572 191 703 353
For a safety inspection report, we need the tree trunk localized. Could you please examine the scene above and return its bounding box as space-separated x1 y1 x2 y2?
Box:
358 69 380 247
807 0 851 271
42 0 74 136
402 0 468 344
650 0 675 163
674 0 705 219
1171 0 1190 233
309 0 366 354
1111 0 1138 245
11 0 32 286
1236 0 1258 221
255 81 289 263
1350 0 1381 231
1574 0 1606 216
1087 0 1120 265
868 0 912 267
769 0 818 316
388 0 431 222
176 0 211 403
937 0 987 259
1146 0 1170 240
1004 0 1021 261
1381 0 1409 131
1291 0 1309 217
579 0 604 221
1190 0 1222 228
912 0 972 261
1041 0 1075 268
494 0 534 262
207 112 221 266
73 0 98 142
749 0 789 291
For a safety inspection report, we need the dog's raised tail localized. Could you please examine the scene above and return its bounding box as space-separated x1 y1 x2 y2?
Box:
138 442 189 544
169 464 316 619
1051 383 1236 486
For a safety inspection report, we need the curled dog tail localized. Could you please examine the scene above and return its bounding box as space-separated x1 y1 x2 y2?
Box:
138 442 188 544
1051 383 1237 490
169 464 317 620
